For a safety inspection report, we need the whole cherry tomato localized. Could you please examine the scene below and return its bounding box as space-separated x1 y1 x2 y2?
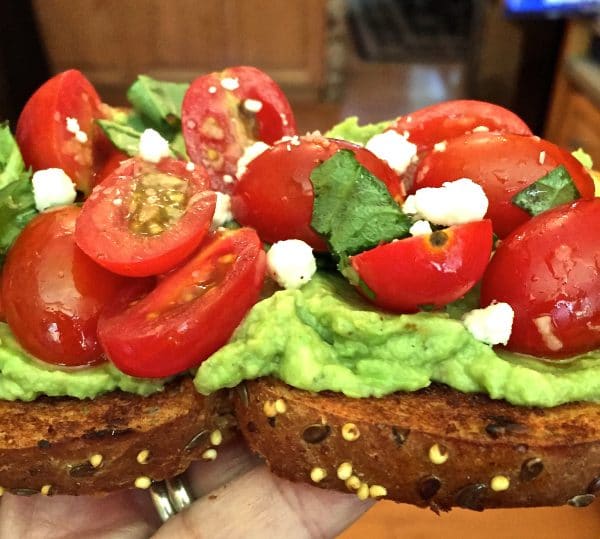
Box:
481 199 600 358
2 206 149 367
98 228 266 378
232 134 403 250
350 219 493 313
16 70 104 194
414 132 595 238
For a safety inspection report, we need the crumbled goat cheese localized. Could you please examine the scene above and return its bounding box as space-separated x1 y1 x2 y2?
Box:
463 303 515 346
220 77 240 91
185 162 196 172
138 129 170 163
408 178 488 226
472 125 490 133
433 140 447 152
32 168 77 211
211 192 233 228
243 99 263 113
266 239 317 290
409 220 433 236
65 117 88 144
365 130 417 175
236 141 270 178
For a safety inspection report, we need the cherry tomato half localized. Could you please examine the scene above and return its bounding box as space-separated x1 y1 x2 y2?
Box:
75 157 216 277
351 219 493 313
389 99 532 153
481 199 600 358
2 206 148 367
414 132 595 238
16 70 104 194
98 227 266 378
232 135 403 250
182 66 297 192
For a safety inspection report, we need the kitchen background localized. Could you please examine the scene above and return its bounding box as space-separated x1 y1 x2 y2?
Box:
1 0 600 537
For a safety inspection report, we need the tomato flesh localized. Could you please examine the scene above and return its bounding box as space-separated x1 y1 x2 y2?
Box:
351 219 493 313
16 70 104 194
98 228 266 378
182 66 297 192
75 157 216 277
2 206 148 367
390 99 532 153
481 199 600 358
414 132 595 238
232 135 403 250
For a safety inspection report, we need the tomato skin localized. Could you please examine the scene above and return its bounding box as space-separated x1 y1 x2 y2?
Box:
414 132 595 238
232 136 403 251
351 219 493 313
390 99 532 152
92 149 129 188
481 199 600 358
75 157 216 277
16 70 104 194
2 206 148 367
182 66 296 192
98 228 266 378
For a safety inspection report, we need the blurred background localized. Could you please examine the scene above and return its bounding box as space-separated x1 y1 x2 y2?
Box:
2 0 600 537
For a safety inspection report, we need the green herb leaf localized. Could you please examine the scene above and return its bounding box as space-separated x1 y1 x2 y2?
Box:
0 178 37 264
572 148 593 170
324 116 391 146
0 122 28 190
512 165 580 216
310 149 411 259
97 119 144 157
126 75 188 131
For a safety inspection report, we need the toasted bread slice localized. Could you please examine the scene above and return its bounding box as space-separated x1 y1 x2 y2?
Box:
234 378 600 511
0 377 235 495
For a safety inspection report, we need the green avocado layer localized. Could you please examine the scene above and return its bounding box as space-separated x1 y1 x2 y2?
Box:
194 273 600 408
0 323 165 401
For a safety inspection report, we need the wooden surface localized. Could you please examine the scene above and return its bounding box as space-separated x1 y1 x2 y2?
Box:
32 0 327 100
341 501 600 539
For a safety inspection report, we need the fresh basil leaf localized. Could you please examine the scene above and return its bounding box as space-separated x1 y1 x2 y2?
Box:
97 120 143 157
169 131 188 160
310 149 411 259
0 178 37 264
324 116 391 146
0 122 28 190
512 165 580 216
127 75 188 131
572 148 593 170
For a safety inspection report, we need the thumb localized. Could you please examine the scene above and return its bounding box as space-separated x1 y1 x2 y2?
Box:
154 464 374 539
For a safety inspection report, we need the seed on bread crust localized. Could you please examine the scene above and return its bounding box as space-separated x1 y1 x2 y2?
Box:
136 450 150 465
357 482 369 501
41 484 52 496
428 443 448 464
391 426 410 446
418 476 442 500
337 462 353 481
202 449 218 461
210 430 223 446
520 457 544 481
345 475 361 490
310 467 327 483
274 399 287 414
0 487 5 497
369 485 387 498
341 423 360 442
490 475 510 492
134 476 152 489
568 494 596 507
184 430 210 452
455 483 488 511
263 401 278 418
302 424 331 444
89 454 103 468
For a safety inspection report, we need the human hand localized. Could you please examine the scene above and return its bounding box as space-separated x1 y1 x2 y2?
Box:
0 439 373 538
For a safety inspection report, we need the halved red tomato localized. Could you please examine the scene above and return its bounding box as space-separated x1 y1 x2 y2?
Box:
350 219 493 313
75 157 216 277
2 206 149 367
16 70 104 194
232 135 403 250
389 99 532 153
481 199 600 358
182 66 297 192
413 132 595 238
92 149 129 187
98 227 266 378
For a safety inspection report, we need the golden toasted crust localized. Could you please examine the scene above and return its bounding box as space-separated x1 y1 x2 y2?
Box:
0 378 235 495
234 378 600 511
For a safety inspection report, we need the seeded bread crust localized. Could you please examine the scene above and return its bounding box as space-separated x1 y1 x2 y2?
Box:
0 377 235 496
234 378 600 511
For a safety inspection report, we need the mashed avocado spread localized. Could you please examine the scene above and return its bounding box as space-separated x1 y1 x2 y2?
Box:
0 323 165 401
194 273 600 408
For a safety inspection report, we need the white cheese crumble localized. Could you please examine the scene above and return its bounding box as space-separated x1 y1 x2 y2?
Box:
138 128 170 163
405 178 488 226
223 174 234 184
32 168 77 211
243 98 263 113
409 219 433 236
538 150 546 165
472 125 490 133
185 162 196 172
65 117 88 144
462 303 514 346
236 141 270 178
266 239 317 290
365 130 417 175
433 140 447 152
220 77 240 91
211 192 233 228
208 85 217 94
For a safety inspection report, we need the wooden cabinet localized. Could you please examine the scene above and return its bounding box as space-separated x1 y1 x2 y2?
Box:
32 0 329 102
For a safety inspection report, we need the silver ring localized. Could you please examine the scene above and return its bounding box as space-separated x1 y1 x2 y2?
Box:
149 475 195 522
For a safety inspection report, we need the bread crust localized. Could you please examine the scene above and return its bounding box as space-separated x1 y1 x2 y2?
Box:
234 378 600 511
0 377 235 495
